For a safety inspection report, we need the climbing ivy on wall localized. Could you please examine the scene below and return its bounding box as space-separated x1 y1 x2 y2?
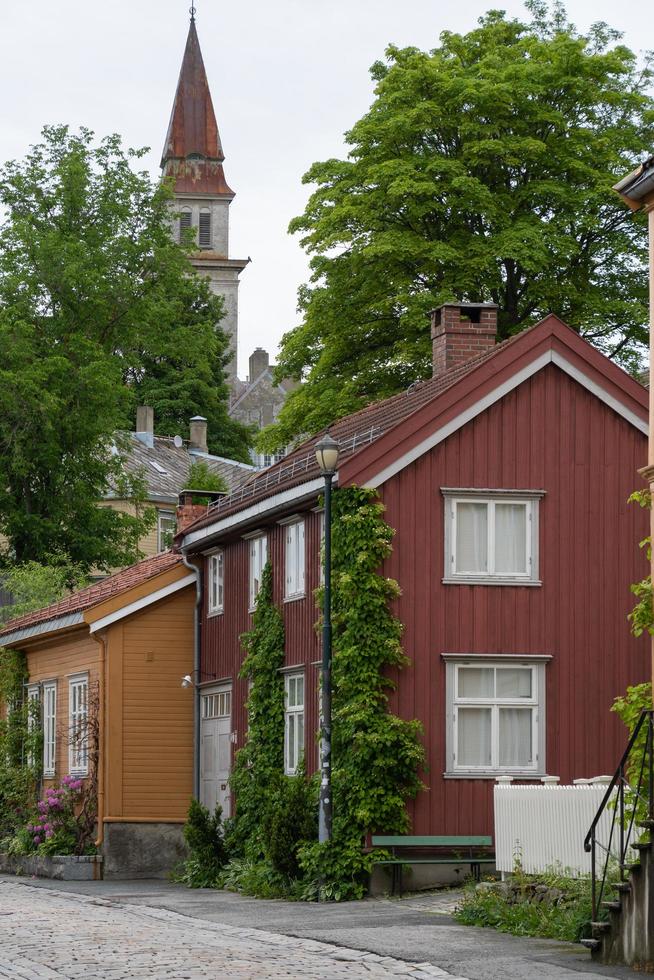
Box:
0 648 41 838
299 486 426 900
225 561 286 858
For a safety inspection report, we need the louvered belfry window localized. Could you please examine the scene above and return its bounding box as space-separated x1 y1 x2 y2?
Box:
198 212 212 249
179 210 192 241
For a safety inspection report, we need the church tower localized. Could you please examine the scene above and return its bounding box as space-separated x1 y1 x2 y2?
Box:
161 12 247 381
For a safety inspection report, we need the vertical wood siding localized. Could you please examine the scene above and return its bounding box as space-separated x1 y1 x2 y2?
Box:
108 588 194 819
201 364 649 836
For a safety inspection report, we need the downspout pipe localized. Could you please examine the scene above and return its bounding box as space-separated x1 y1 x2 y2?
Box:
182 550 202 800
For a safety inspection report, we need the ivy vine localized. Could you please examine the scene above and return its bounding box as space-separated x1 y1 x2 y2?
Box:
0 648 41 839
298 486 426 900
225 561 286 858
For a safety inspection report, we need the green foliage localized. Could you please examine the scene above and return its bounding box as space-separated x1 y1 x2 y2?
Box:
174 799 228 888
298 487 425 900
218 857 302 899
0 125 250 572
454 869 596 942
261 3 654 450
612 682 653 829
627 489 653 637
225 562 286 858
261 763 317 878
0 557 89 624
0 649 40 838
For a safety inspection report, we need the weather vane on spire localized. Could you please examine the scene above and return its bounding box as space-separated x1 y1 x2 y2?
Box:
189 3 196 21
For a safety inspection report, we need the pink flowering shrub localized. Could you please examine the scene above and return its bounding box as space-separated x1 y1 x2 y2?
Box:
24 775 88 856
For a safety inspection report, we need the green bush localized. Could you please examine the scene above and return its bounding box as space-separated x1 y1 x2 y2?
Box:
174 799 228 888
454 870 597 942
262 766 317 878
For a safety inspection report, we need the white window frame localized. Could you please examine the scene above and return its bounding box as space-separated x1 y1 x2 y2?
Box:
42 681 57 778
208 551 224 615
442 489 543 585
68 674 89 776
26 684 40 766
444 656 548 777
283 518 305 600
284 672 305 775
157 510 176 552
202 688 231 720
248 534 268 611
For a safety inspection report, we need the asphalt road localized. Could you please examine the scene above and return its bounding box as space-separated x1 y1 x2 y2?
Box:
1 876 638 980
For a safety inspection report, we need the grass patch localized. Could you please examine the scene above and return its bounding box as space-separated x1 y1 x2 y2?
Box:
453 869 600 942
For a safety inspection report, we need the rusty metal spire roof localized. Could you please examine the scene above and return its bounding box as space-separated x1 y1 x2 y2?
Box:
161 14 235 196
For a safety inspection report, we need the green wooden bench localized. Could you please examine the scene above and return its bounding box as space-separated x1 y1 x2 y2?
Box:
371 835 494 895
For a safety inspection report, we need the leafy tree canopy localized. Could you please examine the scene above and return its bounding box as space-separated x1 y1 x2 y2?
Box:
0 126 250 570
0 557 88 624
260 2 654 450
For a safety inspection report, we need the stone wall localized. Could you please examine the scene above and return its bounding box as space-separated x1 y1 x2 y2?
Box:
102 822 187 879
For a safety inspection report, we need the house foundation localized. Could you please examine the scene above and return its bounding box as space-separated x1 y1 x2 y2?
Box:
102 822 187 879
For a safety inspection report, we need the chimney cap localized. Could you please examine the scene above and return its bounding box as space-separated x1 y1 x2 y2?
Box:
428 301 499 315
190 415 207 422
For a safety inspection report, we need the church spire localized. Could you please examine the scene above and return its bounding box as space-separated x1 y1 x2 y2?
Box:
161 15 234 196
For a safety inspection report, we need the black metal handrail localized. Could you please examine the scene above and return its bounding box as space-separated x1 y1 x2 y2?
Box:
583 709 653 921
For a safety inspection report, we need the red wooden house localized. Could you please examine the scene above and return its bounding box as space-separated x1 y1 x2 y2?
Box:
178 303 649 839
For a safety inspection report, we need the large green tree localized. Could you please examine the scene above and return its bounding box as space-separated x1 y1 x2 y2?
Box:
0 126 250 571
261 2 654 450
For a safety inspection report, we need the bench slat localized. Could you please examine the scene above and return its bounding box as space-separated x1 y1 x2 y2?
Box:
375 858 495 865
371 835 492 847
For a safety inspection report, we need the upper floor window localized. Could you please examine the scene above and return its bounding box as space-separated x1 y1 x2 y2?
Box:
158 511 176 552
443 490 542 585
249 534 268 610
284 672 305 775
43 681 57 777
27 685 40 766
445 657 547 776
284 519 305 600
69 674 89 776
208 551 224 615
198 211 212 249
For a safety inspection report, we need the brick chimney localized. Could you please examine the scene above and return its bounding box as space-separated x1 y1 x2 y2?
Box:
189 416 208 453
431 303 498 378
248 348 270 382
135 406 154 448
175 488 226 535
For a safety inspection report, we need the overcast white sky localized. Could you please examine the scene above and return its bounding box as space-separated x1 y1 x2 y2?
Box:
1 0 653 378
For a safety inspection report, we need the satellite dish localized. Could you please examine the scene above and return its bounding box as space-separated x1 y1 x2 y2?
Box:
173 435 183 448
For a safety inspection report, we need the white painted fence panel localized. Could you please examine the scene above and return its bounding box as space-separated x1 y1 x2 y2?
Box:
494 784 616 875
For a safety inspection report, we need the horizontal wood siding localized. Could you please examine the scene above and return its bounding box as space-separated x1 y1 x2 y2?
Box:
117 588 194 819
201 364 649 838
23 631 100 785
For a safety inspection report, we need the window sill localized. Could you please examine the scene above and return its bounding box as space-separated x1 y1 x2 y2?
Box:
284 593 306 604
69 770 89 778
207 609 224 618
444 771 545 780
442 577 542 588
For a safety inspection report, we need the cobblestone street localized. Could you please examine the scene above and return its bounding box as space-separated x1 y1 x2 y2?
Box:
0 880 464 980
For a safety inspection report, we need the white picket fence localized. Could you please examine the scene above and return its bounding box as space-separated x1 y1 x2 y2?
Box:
493 782 617 875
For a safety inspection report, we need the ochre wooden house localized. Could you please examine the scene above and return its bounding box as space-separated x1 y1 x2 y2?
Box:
177 304 650 841
0 552 196 877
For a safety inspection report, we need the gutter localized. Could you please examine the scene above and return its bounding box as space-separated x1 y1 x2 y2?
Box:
181 550 203 799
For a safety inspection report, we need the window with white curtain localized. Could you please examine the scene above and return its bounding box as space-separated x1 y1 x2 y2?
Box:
68 675 89 775
208 551 224 615
43 681 57 777
284 520 305 599
444 658 546 775
248 534 268 610
284 672 304 775
443 490 542 584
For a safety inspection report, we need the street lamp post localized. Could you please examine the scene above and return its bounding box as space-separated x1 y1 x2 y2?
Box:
314 432 340 844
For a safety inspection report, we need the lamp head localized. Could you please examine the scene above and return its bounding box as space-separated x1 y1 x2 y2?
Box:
181 674 193 689
314 432 340 476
